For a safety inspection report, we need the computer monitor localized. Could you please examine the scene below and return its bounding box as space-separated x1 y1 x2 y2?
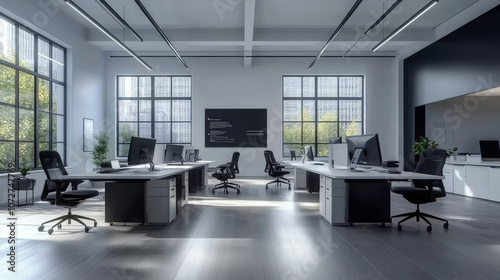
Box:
479 140 500 161
185 148 195 162
127 136 157 167
164 144 185 164
301 145 314 163
345 134 382 167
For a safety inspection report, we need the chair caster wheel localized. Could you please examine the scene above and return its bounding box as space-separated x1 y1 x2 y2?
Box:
397 225 402 231
427 226 432 232
265 186 268 189
38 226 44 232
94 222 98 227
57 224 62 229
225 190 229 194
443 223 449 229
212 190 215 194
139 223 144 226
110 223 113 226
288 186 291 190
85 226 90 233
237 190 240 194
380 223 385 228
48 229 53 235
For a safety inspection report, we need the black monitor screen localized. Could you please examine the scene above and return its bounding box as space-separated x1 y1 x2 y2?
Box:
165 145 184 164
345 134 382 166
479 140 500 161
127 136 157 166
184 149 195 162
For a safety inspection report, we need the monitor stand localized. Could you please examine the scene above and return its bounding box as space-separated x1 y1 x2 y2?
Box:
349 148 364 172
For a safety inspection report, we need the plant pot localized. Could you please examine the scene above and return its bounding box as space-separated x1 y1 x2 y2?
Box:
12 178 36 190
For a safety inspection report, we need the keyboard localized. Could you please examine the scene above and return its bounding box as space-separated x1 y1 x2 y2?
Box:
98 168 126 174
377 169 401 174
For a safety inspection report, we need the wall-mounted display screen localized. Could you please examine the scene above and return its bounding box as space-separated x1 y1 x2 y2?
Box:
205 109 267 147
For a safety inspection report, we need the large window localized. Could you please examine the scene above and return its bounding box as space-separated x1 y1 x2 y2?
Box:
117 76 192 157
283 75 364 157
0 14 66 171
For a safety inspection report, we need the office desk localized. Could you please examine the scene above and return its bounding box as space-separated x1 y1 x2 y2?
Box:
287 162 443 225
64 161 212 225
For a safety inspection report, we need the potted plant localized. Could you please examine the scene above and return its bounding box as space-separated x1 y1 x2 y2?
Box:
412 136 439 155
92 130 110 168
13 165 36 190
446 147 459 160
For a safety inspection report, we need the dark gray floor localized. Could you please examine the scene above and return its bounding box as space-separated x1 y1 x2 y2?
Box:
2 177 500 280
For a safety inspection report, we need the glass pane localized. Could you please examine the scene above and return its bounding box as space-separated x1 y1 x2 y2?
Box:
154 123 171 143
303 77 315 97
38 112 50 141
318 100 337 121
139 100 151 121
339 77 363 97
19 142 34 167
172 100 191 121
340 122 362 137
339 100 362 121
303 122 315 143
119 100 138 121
139 77 151 97
318 122 338 143
19 109 34 141
283 122 301 144
155 77 171 97
283 100 301 121
38 78 50 111
318 77 338 97
118 77 138 97
38 142 49 167
283 144 303 157
118 123 137 143
317 144 329 157
52 45 65 82
172 123 191 143
0 17 15 63
19 28 34 71
53 143 65 161
118 144 129 158
0 64 15 104
0 142 15 170
172 77 191 97
155 100 171 121
139 123 151 138
37 39 50 77
53 83 64 114
303 100 315 121
19 71 35 108
283 77 301 97
53 115 64 142
0 105 15 140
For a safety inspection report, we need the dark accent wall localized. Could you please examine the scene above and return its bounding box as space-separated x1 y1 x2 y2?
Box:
404 4 500 169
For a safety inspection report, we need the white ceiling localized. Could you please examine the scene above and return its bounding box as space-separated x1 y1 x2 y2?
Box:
61 0 500 64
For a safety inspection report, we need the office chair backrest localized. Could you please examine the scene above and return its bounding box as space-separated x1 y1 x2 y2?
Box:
230 152 240 176
415 149 447 176
414 148 447 197
39 150 71 200
264 151 274 176
264 150 277 172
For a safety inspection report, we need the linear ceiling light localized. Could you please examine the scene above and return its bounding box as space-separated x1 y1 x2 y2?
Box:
344 0 404 56
95 0 143 42
64 0 152 70
134 0 189 70
308 0 363 70
372 0 438 52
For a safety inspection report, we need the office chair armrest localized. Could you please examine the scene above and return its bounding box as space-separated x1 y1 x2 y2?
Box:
216 164 230 169
273 164 285 170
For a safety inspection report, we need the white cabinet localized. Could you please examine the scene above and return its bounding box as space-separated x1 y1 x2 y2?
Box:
294 168 307 190
442 164 454 193
146 177 176 224
182 171 189 207
453 165 466 195
465 165 489 199
319 175 326 217
488 167 500 201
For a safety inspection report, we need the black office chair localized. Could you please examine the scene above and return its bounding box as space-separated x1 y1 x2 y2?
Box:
38 151 99 234
391 148 449 232
264 150 291 190
212 152 240 194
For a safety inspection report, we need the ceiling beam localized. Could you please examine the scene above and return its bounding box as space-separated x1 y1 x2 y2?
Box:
244 0 256 67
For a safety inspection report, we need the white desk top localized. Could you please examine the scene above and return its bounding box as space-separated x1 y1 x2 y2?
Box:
285 161 442 180
64 161 213 181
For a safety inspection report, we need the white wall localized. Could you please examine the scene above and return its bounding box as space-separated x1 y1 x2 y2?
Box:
0 0 106 205
105 55 399 176
426 95 500 154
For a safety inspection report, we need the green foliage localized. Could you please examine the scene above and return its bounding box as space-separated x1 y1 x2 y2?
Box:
119 124 136 157
92 131 110 167
412 137 439 155
1 53 51 170
19 165 32 178
446 147 458 158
